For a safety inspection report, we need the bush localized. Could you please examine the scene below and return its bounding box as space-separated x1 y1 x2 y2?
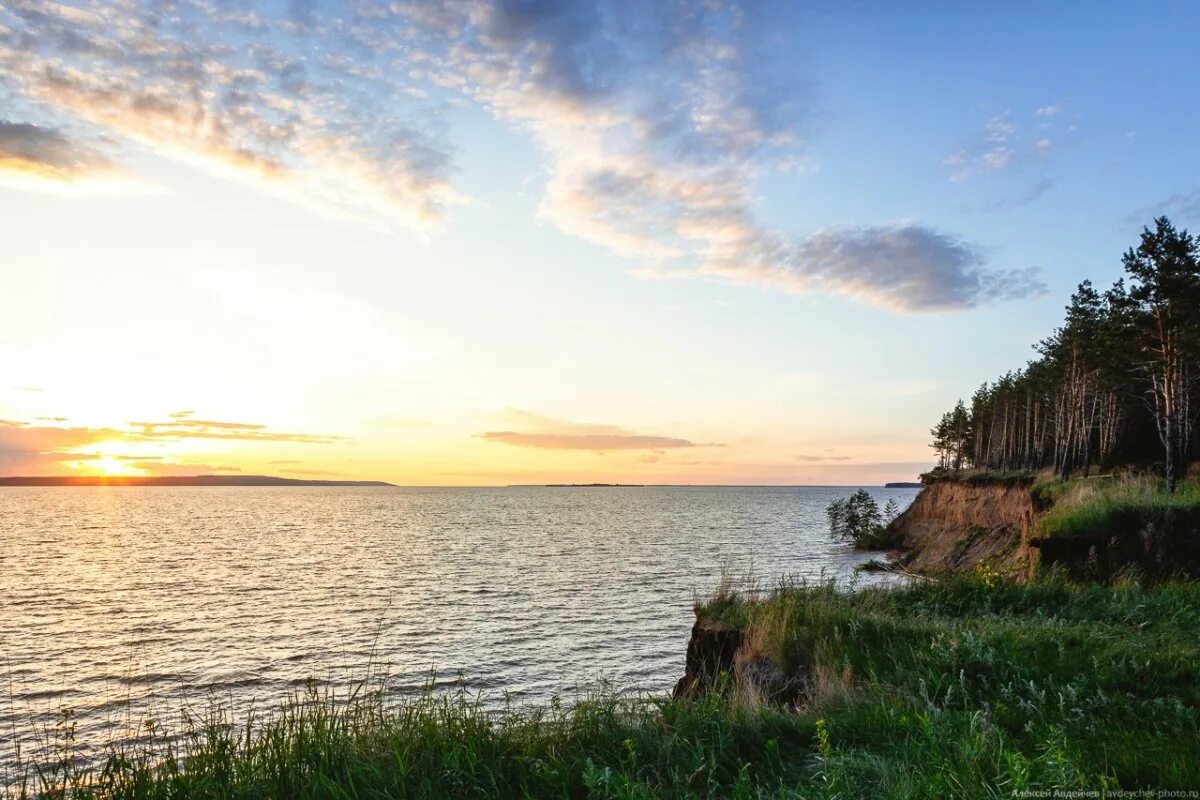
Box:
827 490 894 549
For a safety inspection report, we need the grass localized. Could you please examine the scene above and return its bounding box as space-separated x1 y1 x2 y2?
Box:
5 681 825 800
699 573 1200 793
920 468 1037 488
1038 474 1200 539
7 574 1200 798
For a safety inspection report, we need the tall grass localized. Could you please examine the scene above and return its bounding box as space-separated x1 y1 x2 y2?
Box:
1038 474 1200 538
5 679 820 799
7 575 1200 797
696 573 1200 792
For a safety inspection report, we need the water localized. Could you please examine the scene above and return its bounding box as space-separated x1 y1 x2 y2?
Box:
0 485 916 766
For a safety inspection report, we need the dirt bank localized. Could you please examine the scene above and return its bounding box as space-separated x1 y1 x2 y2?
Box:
887 480 1037 575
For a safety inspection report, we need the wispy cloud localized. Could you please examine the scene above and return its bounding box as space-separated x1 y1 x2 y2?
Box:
1127 189 1200 227
0 420 119 473
0 0 460 226
386 1 1040 311
701 224 1045 312
126 412 346 443
0 0 1041 310
478 408 718 452
943 106 1064 183
480 431 698 451
0 119 134 190
976 178 1055 212
0 414 345 475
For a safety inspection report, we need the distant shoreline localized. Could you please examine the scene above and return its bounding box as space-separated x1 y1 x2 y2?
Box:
0 477 925 489
0 475 395 487
513 483 646 488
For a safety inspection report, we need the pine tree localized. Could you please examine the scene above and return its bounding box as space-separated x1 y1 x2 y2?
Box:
1118 217 1200 492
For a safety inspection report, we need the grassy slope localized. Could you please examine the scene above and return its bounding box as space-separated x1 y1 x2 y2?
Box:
1038 474 1200 539
13 576 1200 798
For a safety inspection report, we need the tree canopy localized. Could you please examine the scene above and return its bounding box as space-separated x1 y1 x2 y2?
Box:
929 217 1200 491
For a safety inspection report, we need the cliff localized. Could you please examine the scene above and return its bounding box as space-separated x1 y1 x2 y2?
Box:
887 478 1038 576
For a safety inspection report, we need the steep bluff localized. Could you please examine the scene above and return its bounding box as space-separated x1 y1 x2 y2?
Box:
673 616 803 706
888 480 1037 575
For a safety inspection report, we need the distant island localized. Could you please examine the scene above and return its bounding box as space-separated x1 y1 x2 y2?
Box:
884 482 923 488
504 483 645 488
544 483 645 488
0 475 395 487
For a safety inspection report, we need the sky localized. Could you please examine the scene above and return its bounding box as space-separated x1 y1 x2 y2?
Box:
2 0 1199 486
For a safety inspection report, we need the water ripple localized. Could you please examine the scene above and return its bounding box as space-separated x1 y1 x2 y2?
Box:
0 485 915 768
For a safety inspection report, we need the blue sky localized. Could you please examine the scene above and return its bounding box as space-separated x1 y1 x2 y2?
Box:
1 0 1197 484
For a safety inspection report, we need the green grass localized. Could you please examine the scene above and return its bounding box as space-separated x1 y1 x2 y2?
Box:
9 576 1200 798
1038 475 1200 539
919 468 1037 488
1029 476 1070 511
699 574 1200 793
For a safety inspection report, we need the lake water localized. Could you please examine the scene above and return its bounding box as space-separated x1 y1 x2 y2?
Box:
0 485 916 768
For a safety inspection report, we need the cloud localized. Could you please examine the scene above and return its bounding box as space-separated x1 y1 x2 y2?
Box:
794 454 851 462
126 415 346 443
1129 190 1200 227
0 0 1039 310
977 178 1055 212
0 420 121 473
388 0 1031 311
0 415 344 475
944 110 1059 183
721 224 1045 310
0 0 460 227
479 431 698 451
478 408 717 452
0 119 130 189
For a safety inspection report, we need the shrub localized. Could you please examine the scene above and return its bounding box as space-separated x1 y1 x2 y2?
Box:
827 490 893 549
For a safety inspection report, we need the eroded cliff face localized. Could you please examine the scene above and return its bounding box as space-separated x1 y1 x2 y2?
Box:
672 616 804 707
888 481 1038 575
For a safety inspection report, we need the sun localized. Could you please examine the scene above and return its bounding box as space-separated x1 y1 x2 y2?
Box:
88 456 144 476
61 445 152 477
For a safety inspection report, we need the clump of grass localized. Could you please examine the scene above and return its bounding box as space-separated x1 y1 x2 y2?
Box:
9 575 1200 798
1030 476 1068 511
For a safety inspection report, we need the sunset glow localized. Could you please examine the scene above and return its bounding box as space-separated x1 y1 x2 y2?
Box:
76 455 145 477
3 2 1198 485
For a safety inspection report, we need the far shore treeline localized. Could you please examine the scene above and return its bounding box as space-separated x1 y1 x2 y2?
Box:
931 217 1200 492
